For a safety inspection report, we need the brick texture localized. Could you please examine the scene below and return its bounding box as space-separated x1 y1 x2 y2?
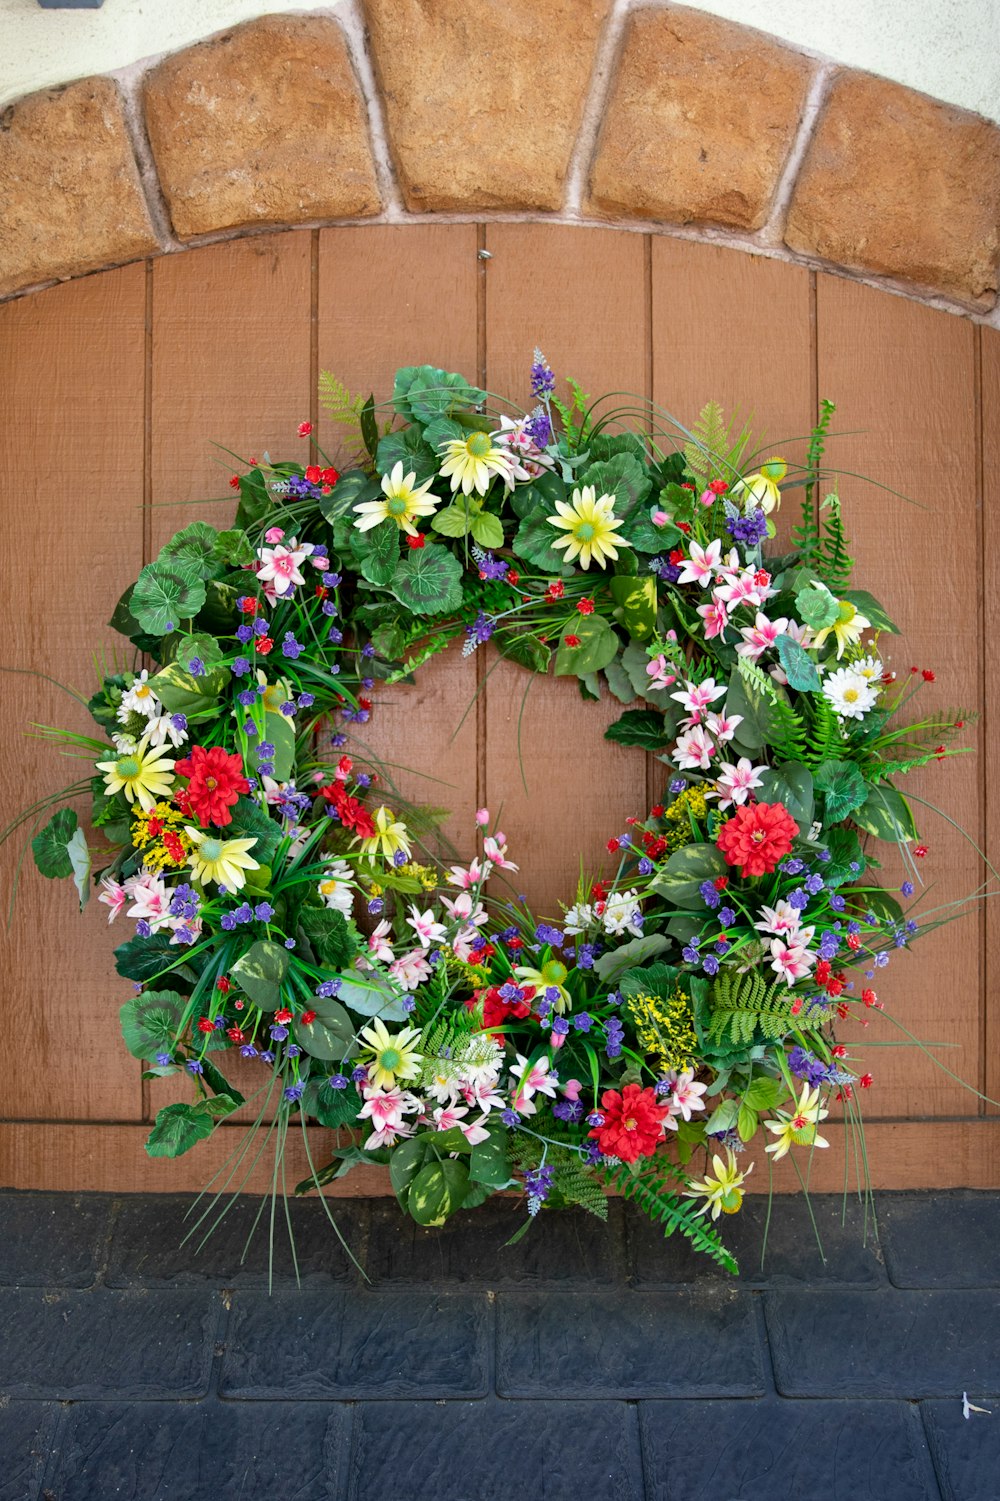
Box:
785 70 1000 308
0 77 158 297
142 15 380 239
588 8 812 231
364 0 612 212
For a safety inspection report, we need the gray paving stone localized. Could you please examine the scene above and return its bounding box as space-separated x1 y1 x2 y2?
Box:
879 1192 1000 1288
47 1401 351 1501
496 1287 763 1398
0 1192 111 1287
0 1402 59 1501
640 1398 940 1501
348 1400 643 1501
106 1194 368 1286
365 1198 627 1283
922 1396 1000 1501
767 1288 1000 1397
220 1287 490 1399
0 1288 219 1399
628 1193 885 1286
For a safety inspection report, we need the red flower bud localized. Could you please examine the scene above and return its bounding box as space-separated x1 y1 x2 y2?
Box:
216 977 231 993
300 1010 317 1025
229 475 241 489
406 533 426 549
197 1018 215 1034
563 634 581 648
298 421 313 436
255 637 273 655
305 465 321 483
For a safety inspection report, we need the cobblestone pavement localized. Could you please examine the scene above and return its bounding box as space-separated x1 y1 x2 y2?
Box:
0 1190 997 1499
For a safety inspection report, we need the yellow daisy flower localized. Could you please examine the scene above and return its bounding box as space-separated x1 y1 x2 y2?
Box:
354 461 439 537
185 827 260 889
438 432 513 497
546 485 632 570
812 596 872 659
359 1016 423 1090
763 1084 830 1161
731 457 787 515
96 732 176 813
684 1150 754 1220
255 670 293 714
514 958 572 1013
357 806 412 863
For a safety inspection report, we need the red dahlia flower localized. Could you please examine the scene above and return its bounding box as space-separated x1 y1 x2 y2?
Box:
174 745 249 828
716 801 799 879
589 1083 669 1164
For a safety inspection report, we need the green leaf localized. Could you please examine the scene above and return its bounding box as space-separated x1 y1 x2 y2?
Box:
814 759 868 822
131 561 206 637
408 1159 469 1226
737 1104 759 1142
145 1097 239 1159
795 584 840 630
593 934 671 983
120 990 186 1059
320 469 381 523
230 939 290 1011
726 666 775 751
337 973 409 1022
431 502 475 538
579 453 651 514
610 575 657 639
853 783 919 844
776 634 821 693
841 589 899 634
158 521 220 581
264 710 295 781
392 365 486 425
822 826 866 886
31 808 79 879
470 511 505 549
228 796 282 864
510 469 566 519
234 472 272 531
67 827 91 911
757 762 814 829
621 639 676 712
391 543 464 616
294 1001 355 1062
862 888 905 927
360 394 379 459
359 522 400 587
743 1076 785 1110
199 1056 244 1105
649 844 727 909
115 932 191 986
554 614 619 677
298 907 354 970
195 579 241 636
512 511 575 574
375 428 438 487
469 1136 513 1188
371 620 408 661
389 1135 430 1207
494 628 551 675
213 528 256 567
148 659 227 716
303 1078 361 1130
604 708 669 751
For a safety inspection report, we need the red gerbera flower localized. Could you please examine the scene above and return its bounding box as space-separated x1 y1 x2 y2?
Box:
589 1083 669 1164
716 801 799 879
174 745 249 828
319 781 376 839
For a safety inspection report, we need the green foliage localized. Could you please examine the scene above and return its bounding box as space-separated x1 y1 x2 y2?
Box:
120 990 185 1059
803 694 848 768
706 970 821 1047
318 371 366 441
391 543 464 616
131 560 206 637
145 1096 240 1159
604 709 670 751
793 397 835 557
508 1130 608 1220
683 401 751 488
603 1159 738 1274
230 939 290 1011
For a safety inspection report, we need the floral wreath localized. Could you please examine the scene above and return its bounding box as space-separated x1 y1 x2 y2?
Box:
15 354 976 1273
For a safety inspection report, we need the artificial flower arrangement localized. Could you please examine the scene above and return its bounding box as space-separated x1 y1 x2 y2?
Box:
10 354 975 1274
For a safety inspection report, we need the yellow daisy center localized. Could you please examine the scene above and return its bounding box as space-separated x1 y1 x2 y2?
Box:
466 432 491 458
200 837 223 862
117 757 140 778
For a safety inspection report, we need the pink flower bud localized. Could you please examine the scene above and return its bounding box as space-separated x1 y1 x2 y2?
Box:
549 1030 566 1051
699 489 716 507
652 510 669 527
562 1078 583 1101
475 808 490 826
264 527 285 544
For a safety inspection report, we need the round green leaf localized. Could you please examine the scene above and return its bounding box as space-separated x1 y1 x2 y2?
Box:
390 543 464 616
31 808 79 879
158 521 220 581
131 561 207 637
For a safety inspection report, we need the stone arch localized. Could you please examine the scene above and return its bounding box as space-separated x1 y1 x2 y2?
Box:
0 3 998 315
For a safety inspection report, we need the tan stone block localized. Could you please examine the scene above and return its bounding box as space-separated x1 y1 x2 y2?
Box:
364 0 612 212
142 14 380 239
0 77 158 298
588 7 811 232
786 71 1000 308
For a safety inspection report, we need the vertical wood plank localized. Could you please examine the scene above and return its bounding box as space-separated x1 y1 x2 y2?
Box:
151 233 313 549
816 276 980 1117
317 226 481 854
0 266 147 1122
484 225 650 916
982 327 1000 1113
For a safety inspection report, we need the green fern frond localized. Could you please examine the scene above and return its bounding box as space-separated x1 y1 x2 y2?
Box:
683 401 752 487
707 969 821 1047
736 655 778 704
813 493 854 594
769 696 809 763
793 398 835 558
318 371 366 434
604 1160 738 1274
552 1161 609 1220
802 694 849 768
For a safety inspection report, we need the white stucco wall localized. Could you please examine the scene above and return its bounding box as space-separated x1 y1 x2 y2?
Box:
0 0 998 121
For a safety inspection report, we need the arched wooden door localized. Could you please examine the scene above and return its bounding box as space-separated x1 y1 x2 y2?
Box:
2 224 999 1191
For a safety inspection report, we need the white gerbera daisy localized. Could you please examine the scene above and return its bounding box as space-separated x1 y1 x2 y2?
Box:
822 667 878 721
